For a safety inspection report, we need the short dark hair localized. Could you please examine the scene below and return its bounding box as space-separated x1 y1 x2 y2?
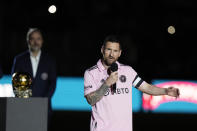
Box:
26 28 42 42
103 35 121 49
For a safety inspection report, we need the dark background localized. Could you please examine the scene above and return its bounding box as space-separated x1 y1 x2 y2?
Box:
0 0 197 131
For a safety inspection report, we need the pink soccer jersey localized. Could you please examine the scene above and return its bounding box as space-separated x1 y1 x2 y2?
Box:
84 59 145 131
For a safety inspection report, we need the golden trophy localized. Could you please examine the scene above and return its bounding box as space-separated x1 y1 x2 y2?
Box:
12 72 32 98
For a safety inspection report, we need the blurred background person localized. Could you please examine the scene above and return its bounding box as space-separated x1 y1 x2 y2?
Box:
11 28 57 130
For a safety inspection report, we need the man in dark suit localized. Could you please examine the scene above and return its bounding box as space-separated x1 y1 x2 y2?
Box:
11 28 57 130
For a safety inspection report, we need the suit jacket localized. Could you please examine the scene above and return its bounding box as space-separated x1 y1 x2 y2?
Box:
11 50 57 107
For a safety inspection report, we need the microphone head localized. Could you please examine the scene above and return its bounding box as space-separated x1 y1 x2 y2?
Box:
110 62 118 72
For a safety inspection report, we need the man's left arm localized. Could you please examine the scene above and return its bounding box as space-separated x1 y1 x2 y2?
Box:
138 82 180 98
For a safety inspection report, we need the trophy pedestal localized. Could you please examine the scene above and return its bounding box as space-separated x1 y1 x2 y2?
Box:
0 97 48 131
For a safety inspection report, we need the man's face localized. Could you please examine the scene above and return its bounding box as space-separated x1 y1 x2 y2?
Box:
28 31 43 52
101 42 122 66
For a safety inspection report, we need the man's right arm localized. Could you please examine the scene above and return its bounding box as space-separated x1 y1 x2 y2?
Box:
85 71 118 106
85 83 109 106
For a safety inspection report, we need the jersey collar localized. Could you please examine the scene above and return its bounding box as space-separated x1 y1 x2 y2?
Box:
97 59 121 72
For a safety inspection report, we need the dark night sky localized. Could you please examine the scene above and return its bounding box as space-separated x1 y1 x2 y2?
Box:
1 0 197 81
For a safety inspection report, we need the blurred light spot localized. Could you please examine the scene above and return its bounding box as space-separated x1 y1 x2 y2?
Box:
48 5 57 14
167 26 175 34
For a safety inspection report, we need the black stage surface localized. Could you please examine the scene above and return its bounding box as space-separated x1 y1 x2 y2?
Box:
50 111 195 131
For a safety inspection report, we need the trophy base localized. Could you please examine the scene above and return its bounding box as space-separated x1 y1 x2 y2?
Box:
14 89 32 98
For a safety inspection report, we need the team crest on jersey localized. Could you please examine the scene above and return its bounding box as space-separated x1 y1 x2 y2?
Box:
119 75 126 83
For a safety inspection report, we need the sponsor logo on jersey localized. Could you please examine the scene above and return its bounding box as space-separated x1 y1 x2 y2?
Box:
104 88 129 96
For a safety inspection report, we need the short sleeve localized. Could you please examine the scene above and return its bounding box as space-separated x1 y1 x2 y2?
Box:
129 67 144 89
84 70 97 96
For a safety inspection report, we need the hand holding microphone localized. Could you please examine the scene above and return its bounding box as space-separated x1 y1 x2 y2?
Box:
105 63 118 93
105 71 118 87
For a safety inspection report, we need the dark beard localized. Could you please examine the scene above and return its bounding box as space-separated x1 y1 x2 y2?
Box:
102 58 116 66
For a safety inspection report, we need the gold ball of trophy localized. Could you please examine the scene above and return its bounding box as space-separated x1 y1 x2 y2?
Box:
12 72 32 98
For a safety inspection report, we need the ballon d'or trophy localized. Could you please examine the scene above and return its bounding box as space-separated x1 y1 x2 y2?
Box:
12 72 32 98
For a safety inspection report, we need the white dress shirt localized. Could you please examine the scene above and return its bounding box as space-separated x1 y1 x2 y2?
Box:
30 50 41 78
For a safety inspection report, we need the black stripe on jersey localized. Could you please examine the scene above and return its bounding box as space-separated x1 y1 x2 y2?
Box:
132 75 144 89
120 64 128 67
135 79 143 89
94 122 97 129
132 75 138 84
88 65 98 71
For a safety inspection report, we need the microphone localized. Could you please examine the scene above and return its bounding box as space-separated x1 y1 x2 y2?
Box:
109 62 118 93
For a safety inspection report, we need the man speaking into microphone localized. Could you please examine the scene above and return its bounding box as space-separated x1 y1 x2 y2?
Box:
84 35 180 131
